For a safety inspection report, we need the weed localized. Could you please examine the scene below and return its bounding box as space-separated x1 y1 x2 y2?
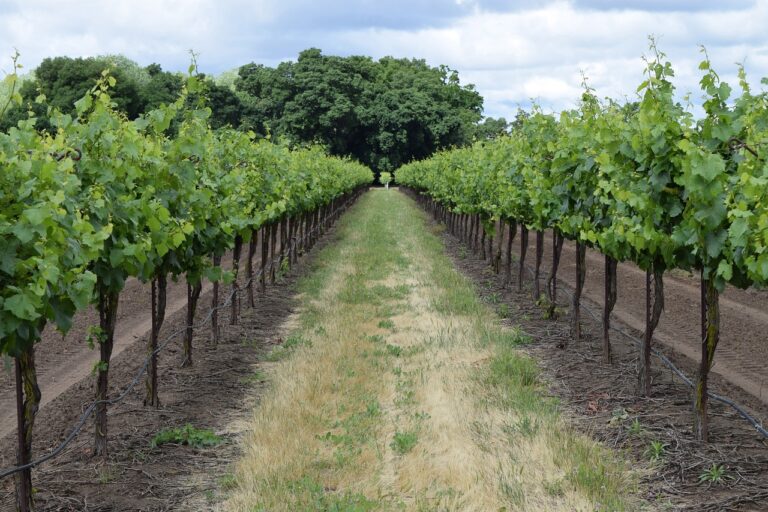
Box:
627 418 643 436
699 463 728 485
377 319 395 330
644 440 666 462
151 424 223 448
391 431 418 455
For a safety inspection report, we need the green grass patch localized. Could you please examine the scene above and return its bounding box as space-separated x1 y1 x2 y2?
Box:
151 424 222 449
391 431 419 455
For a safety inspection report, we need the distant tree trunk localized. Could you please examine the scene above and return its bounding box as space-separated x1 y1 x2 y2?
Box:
505 220 517 287
211 254 221 344
182 280 203 368
468 214 476 249
246 232 257 308
571 241 586 341
260 225 268 293
518 226 529 292
230 235 243 325
279 217 288 273
533 230 544 301
473 215 481 253
145 273 167 407
602 255 618 364
270 222 278 284
545 229 564 318
480 222 487 260
493 220 503 273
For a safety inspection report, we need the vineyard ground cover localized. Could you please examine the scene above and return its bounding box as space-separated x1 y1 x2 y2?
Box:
440 222 768 511
223 189 638 511
0 223 320 510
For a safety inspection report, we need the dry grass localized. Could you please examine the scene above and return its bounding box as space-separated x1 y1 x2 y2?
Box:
221 190 639 511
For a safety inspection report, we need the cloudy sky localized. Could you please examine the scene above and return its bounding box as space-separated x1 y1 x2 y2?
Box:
1 0 766 120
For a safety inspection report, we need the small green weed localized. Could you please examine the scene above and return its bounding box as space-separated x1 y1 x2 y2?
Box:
699 463 728 485
644 440 666 462
391 431 418 455
151 424 222 448
627 418 643 436
377 319 395 330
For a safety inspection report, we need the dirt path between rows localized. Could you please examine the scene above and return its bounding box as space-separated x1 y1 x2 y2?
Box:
510 230 768 406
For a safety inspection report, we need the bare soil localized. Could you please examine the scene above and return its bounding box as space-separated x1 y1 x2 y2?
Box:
441 224 768 511
0 224 337 511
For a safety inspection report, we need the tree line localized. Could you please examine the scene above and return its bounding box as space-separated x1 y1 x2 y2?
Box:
2 50 509 171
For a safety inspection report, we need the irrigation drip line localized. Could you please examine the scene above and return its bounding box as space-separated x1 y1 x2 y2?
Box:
512 241 768 439
0 198 354 480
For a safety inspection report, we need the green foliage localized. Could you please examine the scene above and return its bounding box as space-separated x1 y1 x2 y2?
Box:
396 40 768 294
236 49 482 171
150 424 223 448
0 60 373 363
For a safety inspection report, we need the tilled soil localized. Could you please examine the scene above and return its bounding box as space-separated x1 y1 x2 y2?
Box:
441 224 768 511
0 227 333 511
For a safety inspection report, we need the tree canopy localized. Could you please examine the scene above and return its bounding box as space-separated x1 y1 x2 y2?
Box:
236 49 483 171
2 49 486 169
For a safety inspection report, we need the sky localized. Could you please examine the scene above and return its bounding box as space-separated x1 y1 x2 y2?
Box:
0 0 766 120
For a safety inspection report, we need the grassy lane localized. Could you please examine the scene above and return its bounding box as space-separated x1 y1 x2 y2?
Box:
223 189 639 511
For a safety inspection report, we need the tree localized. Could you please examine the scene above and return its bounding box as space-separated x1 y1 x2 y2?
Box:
475 117 509 140
235 49 483 170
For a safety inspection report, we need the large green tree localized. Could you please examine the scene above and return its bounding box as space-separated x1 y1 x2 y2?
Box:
236 49 483 171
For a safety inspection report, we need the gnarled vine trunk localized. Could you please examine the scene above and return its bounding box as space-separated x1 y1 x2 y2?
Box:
533 230 544 301
145 274 167 407
182 280 203 368
545 229 564 318
694 275 719 442
15 345 41 512
602 255 618 364
518 226 529 292
211 254 221 345
95 285 119 455
637 266 664 396
570 241 587 341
